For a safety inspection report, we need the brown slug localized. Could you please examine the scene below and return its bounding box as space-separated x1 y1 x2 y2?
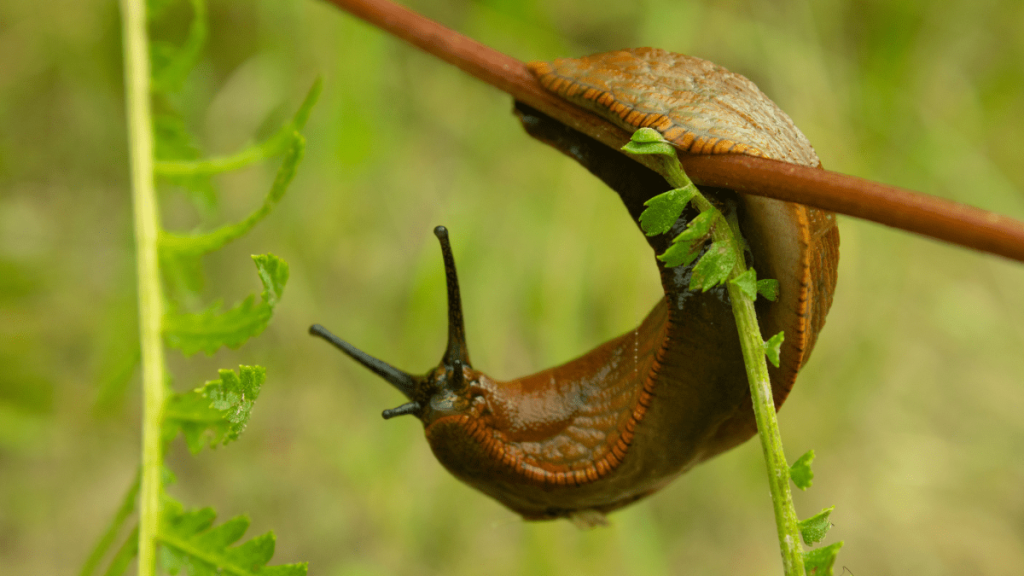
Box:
310 48 839 524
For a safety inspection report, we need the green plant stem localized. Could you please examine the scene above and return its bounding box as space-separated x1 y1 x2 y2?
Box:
659 158 805 575
119 0 164 575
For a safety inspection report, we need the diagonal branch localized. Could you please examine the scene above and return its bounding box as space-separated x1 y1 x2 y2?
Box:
322 0 1024 264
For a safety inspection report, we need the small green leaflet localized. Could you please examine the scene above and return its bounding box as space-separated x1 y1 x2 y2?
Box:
164 254 289 356
764 330 784 368
677 208 718 243
658 237 702 268
730 269 781 303
204 365 264 441
253 254 286 307
757 278 780 301
799 506 835 545
164 386 229 453
803 541 844 575
790 449 815 490
730 269 758 301
621 127 676 157
639 185 697 236
657 208 720 268
159 498 307 576
689 240 737 291
163 366 266 453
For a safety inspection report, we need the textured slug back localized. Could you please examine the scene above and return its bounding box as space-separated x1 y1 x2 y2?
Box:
528 48 820 167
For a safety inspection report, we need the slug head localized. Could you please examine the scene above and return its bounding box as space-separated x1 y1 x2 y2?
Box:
309 226 478 423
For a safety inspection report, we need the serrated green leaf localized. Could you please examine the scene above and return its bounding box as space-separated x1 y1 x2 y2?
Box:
730 268 758 301
163 386 230 453
164 362 268 453
757 278 780 301
791 449 815 490
252 254 288 307
764 330 785 368
804 541 844 575
674 207 718 242
164 296 270 356
689 240 737 291
657 237 702 268
639 185 698 236
731 269 781 304
158 498 308 576
164 255 288 356
159 135 305 260
799 506 835 545
203 365 265 441
622 127 676 157
657 208 722 268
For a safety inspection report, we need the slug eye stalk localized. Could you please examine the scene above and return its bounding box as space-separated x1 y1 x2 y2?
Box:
434 225 471 390
309 225 473 419
307 323 420 402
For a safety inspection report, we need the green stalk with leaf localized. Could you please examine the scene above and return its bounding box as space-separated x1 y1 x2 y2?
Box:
625 128 842 575
86 0 317 574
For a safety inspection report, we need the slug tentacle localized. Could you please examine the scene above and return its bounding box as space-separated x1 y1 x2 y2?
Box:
308 323 420 401
382 401 424 420
434 225 471 390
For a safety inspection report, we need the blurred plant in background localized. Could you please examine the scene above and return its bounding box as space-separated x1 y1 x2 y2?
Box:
85 0 315 573
1 0 1022 574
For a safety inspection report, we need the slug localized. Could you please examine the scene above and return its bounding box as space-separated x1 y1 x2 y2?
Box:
311 48 839 524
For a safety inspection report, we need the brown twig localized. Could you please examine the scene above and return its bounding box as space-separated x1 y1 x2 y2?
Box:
323 0 1024 264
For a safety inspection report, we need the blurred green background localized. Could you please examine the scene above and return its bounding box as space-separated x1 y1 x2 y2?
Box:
2 0 1023 573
